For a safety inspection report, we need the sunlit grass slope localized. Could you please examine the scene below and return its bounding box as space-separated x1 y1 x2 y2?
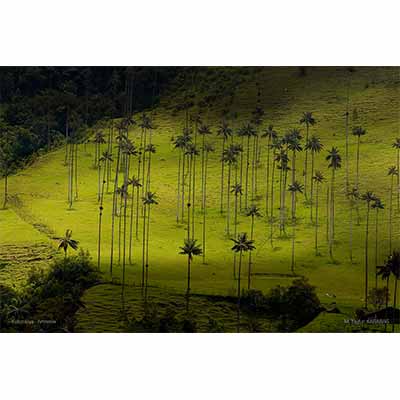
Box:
1 67 399 325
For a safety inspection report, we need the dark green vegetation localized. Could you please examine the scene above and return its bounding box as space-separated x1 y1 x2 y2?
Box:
1 66 400 332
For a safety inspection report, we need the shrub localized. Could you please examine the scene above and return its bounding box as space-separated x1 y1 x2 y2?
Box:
368 287 388 311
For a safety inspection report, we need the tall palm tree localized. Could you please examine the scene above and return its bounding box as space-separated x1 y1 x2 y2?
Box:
231 233 255 332
250 107 264 198
300 112 316 198
288 181 304 273
361 191 377 309
202 143 215 264
243 124 256 210
222 145 238 235
371 197 384 288
198 124 212 207
217 122 232 213
185 143 199 239
128 176 141 265
387 166 398 253
312 171 325 256
392 138 400 211
262 125 278 217
352 126 367 189
276 149 290 236
326 147 342 260
179 238 202 312
231 183 243 277
347 187 359 263
142 191 158 304
93 131 106 168
57 229 79 258
305 135 323 221
246 205 262 288
97 151 113 271
269 138 282 246
287 133 303 221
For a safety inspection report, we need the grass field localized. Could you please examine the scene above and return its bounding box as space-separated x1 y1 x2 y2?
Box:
1 67 399 331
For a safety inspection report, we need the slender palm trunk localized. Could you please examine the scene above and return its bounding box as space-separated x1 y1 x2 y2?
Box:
310 152 315 222
251 134 257 199
141 202 147 295
176 152 181 223
389 176 394 253
315 182 319 255
397 149 400 211
265 138 271 217
326 186 330 246
304 124 309 199
345 82 350 193
248 216 254 289
74 143 78 200
97 162 107 271
291 195 297 273
245 136 251 209
364 203 370 309
226 163 231 235
186 256 191 312
220 137 226 213
237 250 243 333
110 144 121 276
181 152 186 221
202 152 209 264
187 154 193 240
239 136 244 211
349 197 354 263
144 204 151 308
291 151 296 221
356 136 360 189
270 156 276 246
374 208 379 289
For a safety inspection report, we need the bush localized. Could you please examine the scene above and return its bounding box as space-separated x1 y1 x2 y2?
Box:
368 287 388 311
241 278 321 331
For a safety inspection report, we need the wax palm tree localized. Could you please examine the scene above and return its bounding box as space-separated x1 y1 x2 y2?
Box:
198 124 212 206
243 124 256 209
185 143 199 239
326 147 342 259
300 112 316 198
217 121 232 213
392 138 400 211
269 138 282 246
97 151 113 271
231 233 255 332
57 229 79 258
347 187 359 263
312 171 325 256
142 192 158 304
222 145 238 235
287 134 303 221
288 181 304 273
110 131 127 276
202 143 215 264
231 183 243 277
305 135 323 221
236 125 247 211
387 166 398 252
179 238 202 312
352 126 366 189
361 191 377 309
128 176 141 264
93 131 106 168
144 143 156 192
246 205 262 288
173 133 191 223
371 198 384 288
262 125 278 216
250 107 264 198
276 149 290 236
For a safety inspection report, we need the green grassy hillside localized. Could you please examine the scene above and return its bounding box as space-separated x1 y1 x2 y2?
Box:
1 67 399 331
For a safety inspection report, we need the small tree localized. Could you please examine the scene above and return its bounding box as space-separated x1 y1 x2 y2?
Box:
57 229 79 258
179 238 202 312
